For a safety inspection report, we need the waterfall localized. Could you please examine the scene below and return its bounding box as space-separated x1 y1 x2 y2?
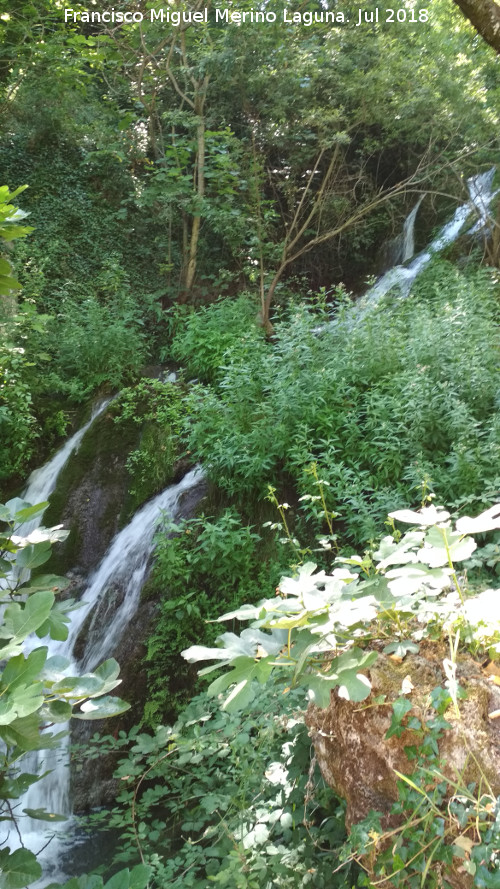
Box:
401 194 424 263
68 465 205 672
18 466 205 882
19 399 112 538
381 194 424 269
360 167 497 310
4 393 205 882
0 399 112 878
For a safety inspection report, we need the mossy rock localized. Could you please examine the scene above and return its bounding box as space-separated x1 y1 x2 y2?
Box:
44 409 140 575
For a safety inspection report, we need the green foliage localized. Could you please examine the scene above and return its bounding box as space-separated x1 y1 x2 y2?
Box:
0 189 40 488
171 294 265 383
0 185 32 297
143 507 288 722
41 294 148 402
183 501 500 712
0 498 129 886
80 685 353 889
112 379 187 510
184 265 500 543
59 865 152 889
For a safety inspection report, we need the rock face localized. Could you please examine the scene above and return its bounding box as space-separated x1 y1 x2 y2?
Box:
306 642 500 888
44 407 141 575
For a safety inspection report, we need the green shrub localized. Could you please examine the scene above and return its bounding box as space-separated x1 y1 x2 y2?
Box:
185 262 500 544
44 294 148 401
112 378 187 514
171 294 265 383
142 507 288 722
82 685 352 889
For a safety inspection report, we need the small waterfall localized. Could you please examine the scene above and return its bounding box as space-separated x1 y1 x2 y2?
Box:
360 167 497 310
69 465 205 671
381 195 424 269
1 398 112 878
20 399 112 538
401 194 424 263
19 465 204 881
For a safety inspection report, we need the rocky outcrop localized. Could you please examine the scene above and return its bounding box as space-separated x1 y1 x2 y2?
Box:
306 641 500 888
44 407 140 575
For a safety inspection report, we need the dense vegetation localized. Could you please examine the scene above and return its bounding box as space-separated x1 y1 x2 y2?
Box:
1 0 500 887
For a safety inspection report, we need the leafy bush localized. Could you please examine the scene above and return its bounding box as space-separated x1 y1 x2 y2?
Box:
183 500 500 710
111 379 187 512
81 685 353 889
184 264 500 544
142 507 288 722
171 294 265 383
44 294 148 401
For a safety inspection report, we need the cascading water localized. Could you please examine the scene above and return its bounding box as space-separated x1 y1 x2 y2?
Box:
20 465 204 882
68 465 205 673
3 393 204 881
401 194 424 263
20 399 112 538
381 194 424 269
359 167 497 311
0 399 112 877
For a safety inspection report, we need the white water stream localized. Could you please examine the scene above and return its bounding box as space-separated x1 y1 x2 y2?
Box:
4 397 204 881
20 399 112 537
22 464 204 882
357 167 497 311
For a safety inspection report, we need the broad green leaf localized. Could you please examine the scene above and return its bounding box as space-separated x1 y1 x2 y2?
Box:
94 659 120 683
52 675 105 697
208 657 274 711
0 773 40 799
36 605 70 641
337 672 372 702
40 699 72 723
41 655 71 681
72 696 131 720
383 641 419 657
11 502 49 524
374 532 423 569
0 847 42 889
456 504 500 534
128 865 152 889
420 527 476 567
386 564 452 597
303 674 342 708
1 648 47 691
15 541 51 571
3 591 55 641
215 603 264 622
222 679 256 713
389 506 450 526
7 683 44 719
22 574 70 594
333 648 378 675
22 808 67 822
0 701 17 726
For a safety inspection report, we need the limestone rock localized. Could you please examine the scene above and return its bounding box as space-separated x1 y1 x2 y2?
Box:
306 641 500 888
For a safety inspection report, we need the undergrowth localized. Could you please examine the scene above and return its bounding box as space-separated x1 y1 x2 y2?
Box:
175 261 500 546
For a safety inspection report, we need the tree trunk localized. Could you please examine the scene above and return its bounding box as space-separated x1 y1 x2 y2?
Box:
182 96 206 294
452 0 500 53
